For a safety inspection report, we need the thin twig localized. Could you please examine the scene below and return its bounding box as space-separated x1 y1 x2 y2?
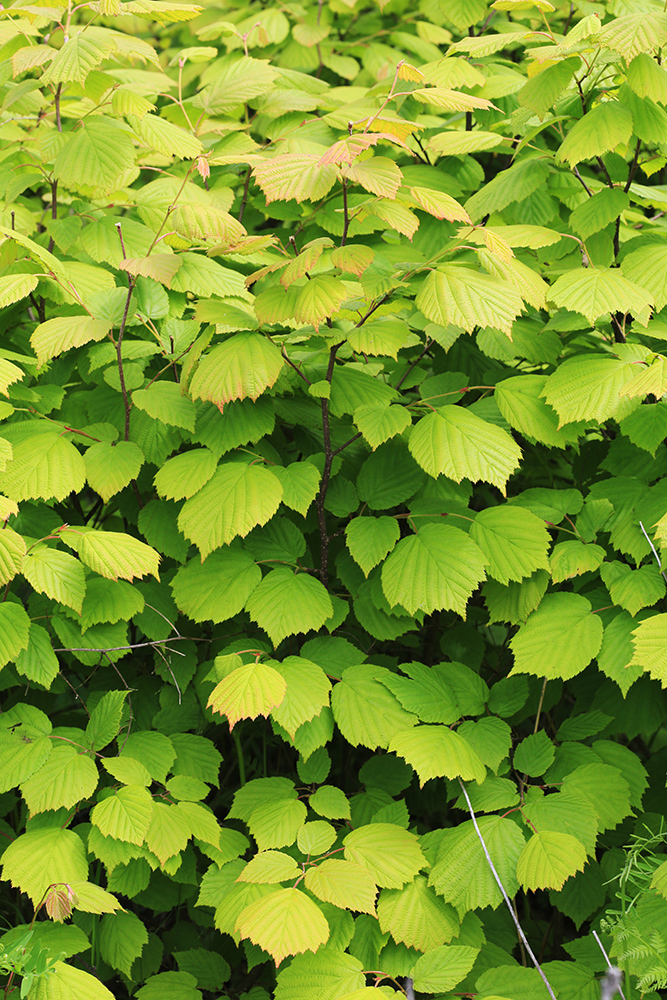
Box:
458 780 557 1000
593 932 626 1000
533 677 548 734
639 520 667 584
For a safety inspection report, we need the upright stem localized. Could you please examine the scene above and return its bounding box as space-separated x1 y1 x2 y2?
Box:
341 178 350 247
115 223 136 443
315 341 344 586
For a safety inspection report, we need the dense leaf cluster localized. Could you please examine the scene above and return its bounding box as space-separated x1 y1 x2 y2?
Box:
1 0 667 997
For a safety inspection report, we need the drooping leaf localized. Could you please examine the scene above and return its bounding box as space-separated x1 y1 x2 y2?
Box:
190 334 283 408
516 831 587 891
208 661 287 729
510 593 603 680
409 406 522 492
178 463 283 558
235 888 330 964
245 570 333 646
381 524 487 617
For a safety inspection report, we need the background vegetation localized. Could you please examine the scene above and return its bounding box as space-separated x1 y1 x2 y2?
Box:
1 0 667 997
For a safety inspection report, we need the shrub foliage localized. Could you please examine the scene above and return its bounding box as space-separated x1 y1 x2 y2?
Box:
1 0 667 996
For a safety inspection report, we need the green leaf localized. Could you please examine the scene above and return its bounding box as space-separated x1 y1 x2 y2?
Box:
601 561 665 615
346 517 400 577
80 579 143 630
465 157 549 222
136 972 201 1000
510 593 603 680
190 334 284 407
377 876 459 952
91 785 154 845
236 888 330 964
21 744 98 814
557 102 633 165
85 690 129 751
172 550 261 623
416 265 524 335
63 527 160 582
84 441 144 503
470 506 550 585
620 400 667 455
344 824 426 889
27 960 116 1000
357 442 423 509
15 623 59 689
411 944 480 993
0 273 38 309
409 406 522 491
99 911 148 977
31 315 111 366
550 541 606 583
309 785 351 820
331 664 417 749
154 448 217 501
381 524 487 617
353 403 411 450
630 612 667 685
1 827 88 903
570 188 630 240
3 434 86 502
130 113 203 159
389 725 486 785
513 731 555 777
561 763 632 831
208 661 287 729
598 611 644 695
518 58 580 118
246 569 333 646
269 656 331 738
21 546 86 614
305 859 377 915
0 528 25 586
146 802 190 863
133 383 196 432
547 271 652 327
597 12 667 61
517 830 587 891
428 816 525 913
378 662 459 724
495 376 580 448
238 851 301 884
178 463 283 558
54 118 136 195
272 463 320 516
174 950 230 993
294 276 347 328
0 603 30 669
622 244 667 312
297 821 336 855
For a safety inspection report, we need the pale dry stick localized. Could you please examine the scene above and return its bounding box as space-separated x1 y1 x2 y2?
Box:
638 520 667 585
458 779 557 1000
593 930 627 1000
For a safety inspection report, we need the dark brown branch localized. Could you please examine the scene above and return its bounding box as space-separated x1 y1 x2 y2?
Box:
395 338 431 391
114 222 135 443
238 166 252 223
624 139 642 194
331 431 362 457
315 341 344 587
282 346 312 386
